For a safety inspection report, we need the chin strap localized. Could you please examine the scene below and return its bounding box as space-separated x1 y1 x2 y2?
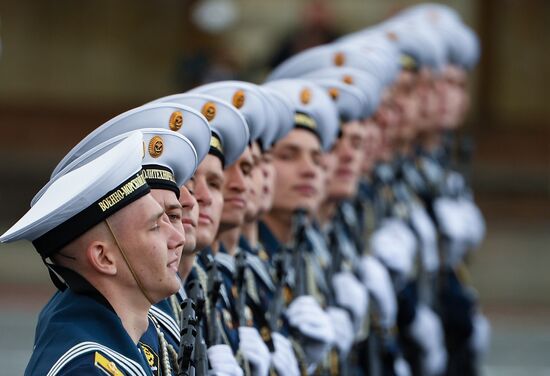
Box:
104 219 155 305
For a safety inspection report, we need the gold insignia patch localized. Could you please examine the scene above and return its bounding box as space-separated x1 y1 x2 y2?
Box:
139 342 160 376
169 111 183 131
222 309 234 330
283 285 293 304
94 352 124 376
329 88 339 100
148 136 163 158
201 102 217 122
258 249 269 262
334 52 346 66
232 90 246 109
343 75 354 85
300 88 311 105
260 326 272 342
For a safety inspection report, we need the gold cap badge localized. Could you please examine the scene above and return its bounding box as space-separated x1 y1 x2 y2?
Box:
300 88 312 105
232 90 246 109
169 111 183 131
329 88 339 100
148 136 164 158
343 75 354 85
334 52 346 66
201 102 217 122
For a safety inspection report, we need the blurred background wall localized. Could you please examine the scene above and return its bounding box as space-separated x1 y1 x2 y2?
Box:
0 0 549 374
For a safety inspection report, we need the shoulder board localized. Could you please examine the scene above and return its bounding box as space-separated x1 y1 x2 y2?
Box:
149 306 180 343
47 342 148 376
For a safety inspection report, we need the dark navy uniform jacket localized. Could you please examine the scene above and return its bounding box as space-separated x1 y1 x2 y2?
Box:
27 287 154 376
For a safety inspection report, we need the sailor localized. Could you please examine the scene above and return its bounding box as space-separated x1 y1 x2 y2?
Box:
154 91 255 374
1 132 185 375
261 78 342 374
43 105 212 373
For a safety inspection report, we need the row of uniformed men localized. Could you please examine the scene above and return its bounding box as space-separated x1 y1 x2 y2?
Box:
1 3 488 376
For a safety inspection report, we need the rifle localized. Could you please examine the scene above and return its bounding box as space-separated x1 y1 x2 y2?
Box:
325 226 340 307
234 250 248 327
203 253 223 347
290 208 309 297
268 246 290 331
177 299 197 376
186 279 208 376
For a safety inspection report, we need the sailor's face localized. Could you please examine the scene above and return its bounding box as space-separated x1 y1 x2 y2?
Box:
328 120 366 200
113 193 184 302
179 184 199 254
244 142 264 222
259 151 276 214
361 119 382 175
270 129 323 214
194 155 225 250
440 65 468 130
219 146 254 231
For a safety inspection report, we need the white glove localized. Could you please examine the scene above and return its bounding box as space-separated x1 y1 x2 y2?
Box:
207 344 244 376
286 295 335 366
470 312 491 358
394 356 412 376
409 204 439 273
434 197 470 267
286 296 335 344
459 198 486 250
371 218 417 277
332 271 369 330
238 327 271 376
359 255 397 329
408 304 447 376
271 332 300 376
326 306 354 357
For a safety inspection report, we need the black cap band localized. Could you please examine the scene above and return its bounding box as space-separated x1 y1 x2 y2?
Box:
294 111 322 143
208 132 226 168
141 165 179 198
400 54 419 71
33 172 150 258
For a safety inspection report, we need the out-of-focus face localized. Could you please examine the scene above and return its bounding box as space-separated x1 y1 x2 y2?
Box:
110 193 185 303
219 146 254 232
259 151 276 214
416 68 441 132
393 70 421 142
319 150 337 203
179 184 199 254
327 120 366 200
270 129 323 215
244 142 264 222
373 90 401 161
361 119 382 175
439 65 469 130
193 155 225 251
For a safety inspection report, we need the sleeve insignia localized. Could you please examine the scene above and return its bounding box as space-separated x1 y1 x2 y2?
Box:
138 342 160 376
94 351 125 376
